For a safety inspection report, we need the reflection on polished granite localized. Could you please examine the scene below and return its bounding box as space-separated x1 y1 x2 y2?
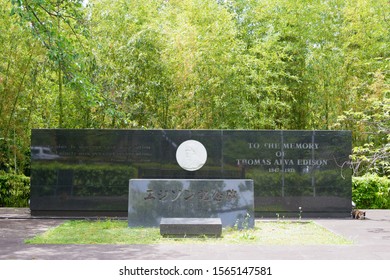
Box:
30 129 352 218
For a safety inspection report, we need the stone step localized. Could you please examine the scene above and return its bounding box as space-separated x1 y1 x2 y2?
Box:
160 217 222 236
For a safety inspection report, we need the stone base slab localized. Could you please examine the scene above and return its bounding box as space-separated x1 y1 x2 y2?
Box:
160 217 222 236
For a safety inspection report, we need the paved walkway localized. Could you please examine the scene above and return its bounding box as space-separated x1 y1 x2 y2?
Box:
1 208 390 260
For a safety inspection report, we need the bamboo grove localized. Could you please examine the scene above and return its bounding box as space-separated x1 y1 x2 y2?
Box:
0 0 389 177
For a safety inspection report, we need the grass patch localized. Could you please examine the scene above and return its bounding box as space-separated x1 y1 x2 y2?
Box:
25 220 352 245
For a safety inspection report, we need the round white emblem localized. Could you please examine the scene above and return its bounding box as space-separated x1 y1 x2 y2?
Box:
176 140 207 171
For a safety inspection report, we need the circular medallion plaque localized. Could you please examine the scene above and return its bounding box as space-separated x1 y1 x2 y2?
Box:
176 140 207 171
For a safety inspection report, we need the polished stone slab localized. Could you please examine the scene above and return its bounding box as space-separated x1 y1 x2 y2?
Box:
30 129 352 218
160 218 222 236
128 179 254 228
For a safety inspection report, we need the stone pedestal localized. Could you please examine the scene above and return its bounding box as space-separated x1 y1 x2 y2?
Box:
128 179 254 228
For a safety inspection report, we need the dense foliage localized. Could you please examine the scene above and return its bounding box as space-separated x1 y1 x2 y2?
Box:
353 174 390 209
1 0 389 193
0 172 30 206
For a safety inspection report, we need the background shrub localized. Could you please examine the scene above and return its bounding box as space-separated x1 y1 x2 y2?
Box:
0 172 30 207
352 174 390 209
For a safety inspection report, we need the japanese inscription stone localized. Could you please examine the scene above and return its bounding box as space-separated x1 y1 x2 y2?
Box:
128 179 254 228
30 129 352 218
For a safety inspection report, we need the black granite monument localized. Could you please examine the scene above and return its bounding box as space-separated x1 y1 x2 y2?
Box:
30 129 352 218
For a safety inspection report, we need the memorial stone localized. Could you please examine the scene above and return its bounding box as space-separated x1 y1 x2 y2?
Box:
128 179 254 228
30 129 352 218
